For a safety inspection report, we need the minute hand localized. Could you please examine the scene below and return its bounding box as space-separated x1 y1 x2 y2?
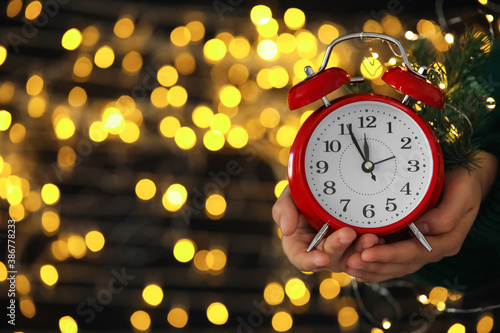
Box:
373 155 396 165
347 124 366 162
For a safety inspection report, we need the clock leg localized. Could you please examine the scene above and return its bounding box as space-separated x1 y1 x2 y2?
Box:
408 223 433 252
307 223 330 252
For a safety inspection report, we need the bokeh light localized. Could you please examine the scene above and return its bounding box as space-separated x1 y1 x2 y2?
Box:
206 302 229 325
173 238 196 263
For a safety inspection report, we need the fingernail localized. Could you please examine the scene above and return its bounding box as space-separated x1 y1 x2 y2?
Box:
361 252 376 262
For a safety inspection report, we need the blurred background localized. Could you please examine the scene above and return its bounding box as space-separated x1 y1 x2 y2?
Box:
0 0 499 332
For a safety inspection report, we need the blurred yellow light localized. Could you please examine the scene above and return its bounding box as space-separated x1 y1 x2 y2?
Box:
192 106 214 128
74 56 93 78
260 108 280 128
381 14 402 35
122 51 143 73
300 110 314 124
331 272 353 286
26 74 43 96
363 19 384 33
382 319 392 329
41 183 60 205
151 86 169 108
194 250 210 271
42 210 60 234
371 329 384 333
168 307 188 328
174 52 196 75
114 16 135 38
296 31 317 59
227 64 248 86
229 37 250 59
219 85 241 108
103 107 125 134
285 277 306 300
257 40 278 61
318 24 339 44
417 19 436 36
203 130 225 151
186 20 205 42
478 0 488 4
264 282 285 305
158 65 178 87
51 239 70 261
204 38 226 63
130 310 151 331
173 238 196 263
0 110 12 131
360 57 384 80
68 235 87 259
162 184 188 212
257 18 279 38
274 180 288 198
85 230 105 252
256 68 272 89
62 28 83 50
167 85 188 107
94 45 115 69
338 306 359 328
6 185 22 205
276 125 297 147
429 286 448 306
40 264 58 286
15 274 30 295
68 86 87 107
405 30 416 40
284 8 305 30
206 248 227 271
28 95 46 118
477 313 494 333
81 25 100 47
0 81 15 103
0 46 6 66
159 116 180 138
205 194 226 218
251 5 272 25
269 66 289 88
20 297 36 318
25 191 41 212
89 121 108 142
59 315 78 333
272 311 293 332
227 126 248 148
0 262 7 281
135 179 156 200
7 0 23 18
119 121 140 143
277 33 296 53
25 1 42 20
486 14 494 22
290 287 310 306
174 126 196 150
171 26 191 47
54 118 75 140
319 277 341 299
143 284 164 306
206 302 228 325
210 113 231 134
9 203 24 221
448 323 466 333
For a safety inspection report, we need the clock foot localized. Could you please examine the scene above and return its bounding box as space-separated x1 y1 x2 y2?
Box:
307 223 330 252
408 223 432 252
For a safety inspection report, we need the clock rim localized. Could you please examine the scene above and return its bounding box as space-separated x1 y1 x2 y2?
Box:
288 93 444 235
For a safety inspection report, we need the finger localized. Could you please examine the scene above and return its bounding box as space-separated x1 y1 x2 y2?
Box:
272 186 300 236
346 262 422 283
360 237 431 264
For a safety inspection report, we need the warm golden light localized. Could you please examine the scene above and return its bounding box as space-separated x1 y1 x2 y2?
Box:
68 86 87 107
94 45 115 69
68 235 87 259
89 121 108 142
250 5 272 25
40 264 59 286
210 113 231 134
143 284 164 306
16 274 30 294
167 85 188 107
263 282 285 305
0 110 12 131
168 307 189 328
277 33 296 54
159 116 180 138
257 39 278 60
73 56 93 78
272 311 293 332
204 38 226 63
171 26 191 47
477 313 494 333
284 8 305 30
114 16 135 39
41 183 60 205
219 85 241 108
285 277 306 300
318 24 339 44
257 18 279 38
276 125 297 147
59 315 78 333
122 51 143 73
227 126 248 148
338 306 359 328
20 297 36 318
25 1 42 20
206 302 229 325
0 46 7 66
26 74 44 96
173 238 196 263
157 65 178 87
206 248 227 271
42 210 60 234
203 130 225 151
186 20 205 42
205 194 226 219
135 179 156 200
85 230 105 252
6 0 23 18
229 37 250 59
192 106 214 128
174 126 196 150
447 323 466 333
150 86 169 108
274 180 288 198
130 310 151 331
62 28 83 50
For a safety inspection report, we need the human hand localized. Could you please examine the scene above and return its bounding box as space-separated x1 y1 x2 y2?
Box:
344 151 498 283
272 186 380 272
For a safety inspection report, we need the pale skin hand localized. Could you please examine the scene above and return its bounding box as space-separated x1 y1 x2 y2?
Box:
272 151 497 281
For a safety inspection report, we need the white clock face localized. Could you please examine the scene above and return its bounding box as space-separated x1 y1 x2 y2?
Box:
304 100 434 229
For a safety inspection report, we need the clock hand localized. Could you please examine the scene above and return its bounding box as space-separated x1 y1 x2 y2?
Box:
348 125 376 181
363 133 370 161
372 155 396 165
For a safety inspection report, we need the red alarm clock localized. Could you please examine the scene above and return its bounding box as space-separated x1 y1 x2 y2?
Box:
287 33 445 252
